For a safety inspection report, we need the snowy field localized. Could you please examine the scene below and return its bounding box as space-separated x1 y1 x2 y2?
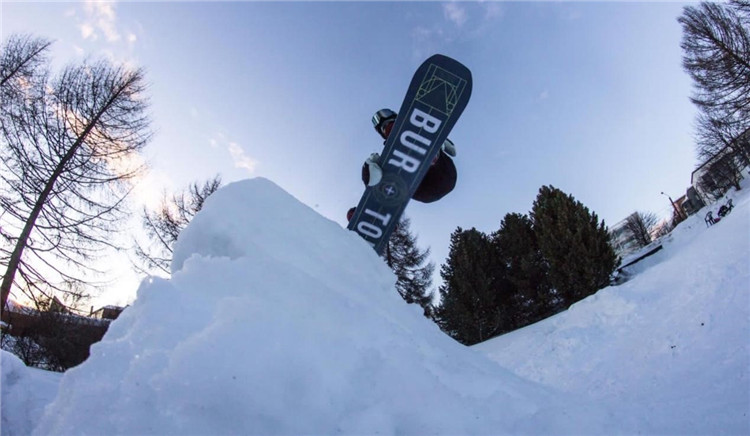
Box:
2 176 748 435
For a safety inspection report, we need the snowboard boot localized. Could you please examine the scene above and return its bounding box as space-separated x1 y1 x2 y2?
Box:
442 138 456 157
362 152 382 186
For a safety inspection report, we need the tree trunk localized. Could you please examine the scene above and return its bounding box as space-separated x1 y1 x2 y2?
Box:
1 89 122 317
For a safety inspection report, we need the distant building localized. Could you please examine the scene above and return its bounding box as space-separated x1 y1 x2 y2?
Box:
47 296 70 314
89 305 125 321
691 129 749 201
682 187 706 216
609 214 641 258
1 299 112 337
2 299 114 371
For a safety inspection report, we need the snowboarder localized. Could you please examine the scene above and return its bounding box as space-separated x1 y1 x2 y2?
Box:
347 108 457 221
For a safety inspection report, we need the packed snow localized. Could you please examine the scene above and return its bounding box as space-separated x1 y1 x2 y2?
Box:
1 352 60 436
2 176 748 435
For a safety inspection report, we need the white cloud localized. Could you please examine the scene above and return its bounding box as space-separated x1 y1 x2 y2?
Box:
79 0 122 43
228 142 258 173
96 7 121 42
209 133 256 177
80 23 96 40
482 2 504 21
414 2 504 57
443 2 468 28
539 90 550 100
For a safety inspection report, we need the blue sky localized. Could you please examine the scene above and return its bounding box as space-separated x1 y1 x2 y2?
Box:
3 1 697 305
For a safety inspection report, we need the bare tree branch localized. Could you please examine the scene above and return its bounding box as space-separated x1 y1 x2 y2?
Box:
132 175 222 276
1 34 152 316
680 2 750 169
624 211 659 249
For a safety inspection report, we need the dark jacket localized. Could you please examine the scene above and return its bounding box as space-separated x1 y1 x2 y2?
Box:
413 152 456 203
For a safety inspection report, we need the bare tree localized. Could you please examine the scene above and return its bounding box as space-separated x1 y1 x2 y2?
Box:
652 219 674 239
695 113 750 170
0 34 52 106
735 0 750 21
680 1 750 122
624 211 659 249
680 1 750 167
133 175 222 276
700 151 745 196
0 34 151 317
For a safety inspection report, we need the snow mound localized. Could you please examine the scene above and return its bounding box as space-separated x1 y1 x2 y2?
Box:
33 178 607 435
2 351 61 436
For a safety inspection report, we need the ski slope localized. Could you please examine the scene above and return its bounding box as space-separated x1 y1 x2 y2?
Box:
2 176 748 435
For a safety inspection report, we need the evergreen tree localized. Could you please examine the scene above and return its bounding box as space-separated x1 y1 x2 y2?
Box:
492 213 557 328
434 228 510 345
384 217 434 317
531 186 619 305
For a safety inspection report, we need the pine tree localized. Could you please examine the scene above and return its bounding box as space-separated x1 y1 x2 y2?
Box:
434 228 510 345
384 216 434 317
492 213 557 328
531 186 619 305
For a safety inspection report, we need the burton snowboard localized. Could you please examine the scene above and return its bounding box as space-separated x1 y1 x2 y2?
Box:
347 54 472 255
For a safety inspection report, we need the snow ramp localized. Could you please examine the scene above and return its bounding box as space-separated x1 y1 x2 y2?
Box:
34 178 609 435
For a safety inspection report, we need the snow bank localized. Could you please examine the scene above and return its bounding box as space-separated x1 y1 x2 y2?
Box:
33 178 607 435
477 184 750 435
1 351 61 436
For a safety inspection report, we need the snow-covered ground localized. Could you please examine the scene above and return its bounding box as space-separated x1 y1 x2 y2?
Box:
477 182 750 435
1 353 61 436
2 177 748 435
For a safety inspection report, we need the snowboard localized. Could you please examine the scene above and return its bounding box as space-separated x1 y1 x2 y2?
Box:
347 54 472 255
